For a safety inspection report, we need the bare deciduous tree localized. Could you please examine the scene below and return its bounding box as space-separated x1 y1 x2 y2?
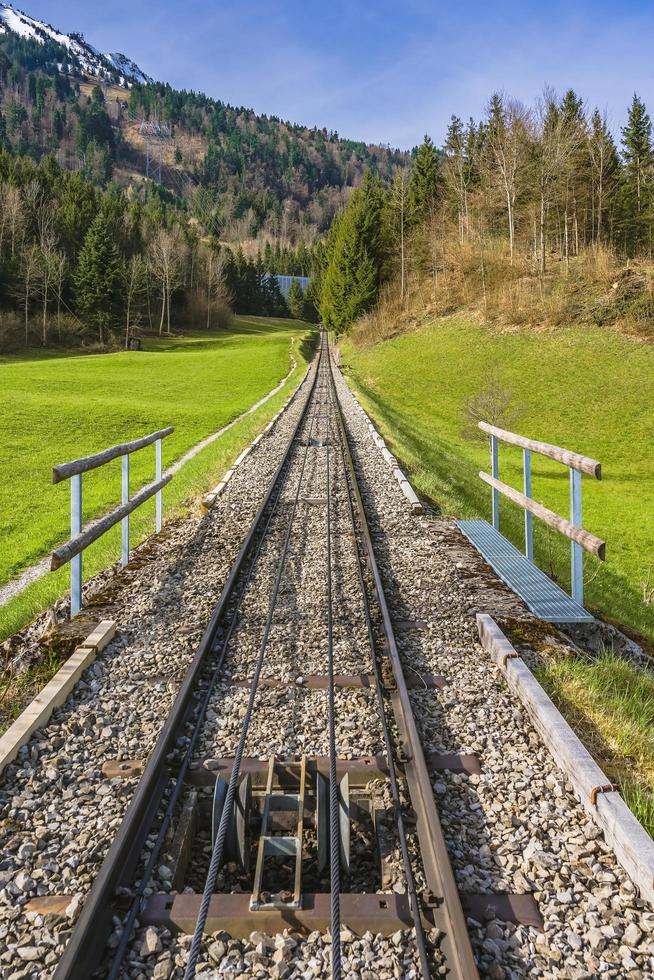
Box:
149 226 185 336
533 88 582 276
485 94 531 265
37 236 58 345
2 184 26 258
588 109 617 244
388 168 410 299
19 244 40 345
123 254 146 348
51 250 67 342
204 244 231 330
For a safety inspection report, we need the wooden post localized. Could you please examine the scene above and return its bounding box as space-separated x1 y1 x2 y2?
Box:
70 474 82 616
155 438 163 532
121 454 130 566
523 448 533 561
491 434 499 530
570 468 583 605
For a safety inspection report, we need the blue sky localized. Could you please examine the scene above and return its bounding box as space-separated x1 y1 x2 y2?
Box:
21 0 654 148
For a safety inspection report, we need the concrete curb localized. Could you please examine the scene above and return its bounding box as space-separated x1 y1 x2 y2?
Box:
346 388 424 516
0 620 116 776
477 613 654 907
201 363 313 512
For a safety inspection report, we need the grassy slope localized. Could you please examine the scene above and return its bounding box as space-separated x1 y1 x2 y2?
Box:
0 317 315 640
536 653 654 835
342 318 654 645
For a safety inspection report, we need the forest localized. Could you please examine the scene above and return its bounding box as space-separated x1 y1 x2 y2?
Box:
0 27 407 236
2 17 654 351
0 140 323 350
0 26 406 348
320 88 654 339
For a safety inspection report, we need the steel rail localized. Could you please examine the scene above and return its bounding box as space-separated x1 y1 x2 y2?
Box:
105 364 317 980
325 344 432 979
327 348 480 980
53 351 321 980
324 362 342 980
183 335 328 979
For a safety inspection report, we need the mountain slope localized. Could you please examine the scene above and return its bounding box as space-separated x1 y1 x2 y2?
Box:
0 4 408 242
0 3 152 85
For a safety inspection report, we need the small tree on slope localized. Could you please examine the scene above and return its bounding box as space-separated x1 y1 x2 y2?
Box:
75 211 122 344
320 172 387 332
287 278 305 320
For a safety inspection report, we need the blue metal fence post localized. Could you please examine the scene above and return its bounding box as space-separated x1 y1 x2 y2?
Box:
70 474 82 616
121 454 130 565
523 448 533 560
491 434 499 530
570 468 583 605
155 438 163 532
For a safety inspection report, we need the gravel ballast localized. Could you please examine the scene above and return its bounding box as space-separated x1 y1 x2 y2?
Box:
0 344 652 979
333 360 654 979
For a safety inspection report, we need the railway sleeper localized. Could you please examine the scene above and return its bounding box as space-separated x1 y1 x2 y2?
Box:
126 753 542 941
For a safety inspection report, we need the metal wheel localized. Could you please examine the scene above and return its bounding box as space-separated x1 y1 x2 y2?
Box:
316 772 329 872
211 773 252 871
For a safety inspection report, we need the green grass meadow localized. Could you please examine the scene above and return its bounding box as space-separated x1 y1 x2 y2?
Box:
0 317 315 640
342 319 654 644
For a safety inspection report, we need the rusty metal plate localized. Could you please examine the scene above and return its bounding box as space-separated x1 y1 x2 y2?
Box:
462 893 543 930
142 891 414 936
188 756 389 789
406 673 447 690
230 674 375 689
101 759 145 779
26 896 73 917
427 753 482 775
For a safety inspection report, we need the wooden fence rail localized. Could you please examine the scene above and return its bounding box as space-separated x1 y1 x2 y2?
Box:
479 422 605 607
51 427 174 615
52 427 174 484
478 422 602 479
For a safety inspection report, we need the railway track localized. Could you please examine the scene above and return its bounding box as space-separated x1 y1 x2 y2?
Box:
50 332 478 979
5 331 651 979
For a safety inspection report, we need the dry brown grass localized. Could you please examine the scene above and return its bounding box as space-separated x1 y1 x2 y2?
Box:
78 80 129 104
122 122 206 170
352 235 654 348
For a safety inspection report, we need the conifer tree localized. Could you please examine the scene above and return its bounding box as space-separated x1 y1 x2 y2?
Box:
287 278 305 319
75 210 122 343
0 110 8 152
621 94 653 252
408 134 439 224
320 173 387 332
588 110 619 243
263 273 287 316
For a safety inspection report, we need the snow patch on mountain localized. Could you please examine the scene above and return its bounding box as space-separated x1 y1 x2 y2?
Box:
0 3 154 86
104 52 151 86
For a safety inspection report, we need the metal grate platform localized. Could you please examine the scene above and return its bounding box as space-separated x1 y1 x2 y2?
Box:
456 519 594 623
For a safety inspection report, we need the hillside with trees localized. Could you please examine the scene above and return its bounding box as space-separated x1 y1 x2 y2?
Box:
0 28 408 242
320 88 654 342
0 24 410 349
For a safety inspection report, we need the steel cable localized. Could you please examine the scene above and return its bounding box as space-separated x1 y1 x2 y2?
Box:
106 365 320 979
324 361 342 980
327 342 432 979
183 336 326 980
106 417 296 978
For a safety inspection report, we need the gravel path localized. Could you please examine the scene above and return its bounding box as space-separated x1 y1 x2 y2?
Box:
0 356 298 612
0 343 652 980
